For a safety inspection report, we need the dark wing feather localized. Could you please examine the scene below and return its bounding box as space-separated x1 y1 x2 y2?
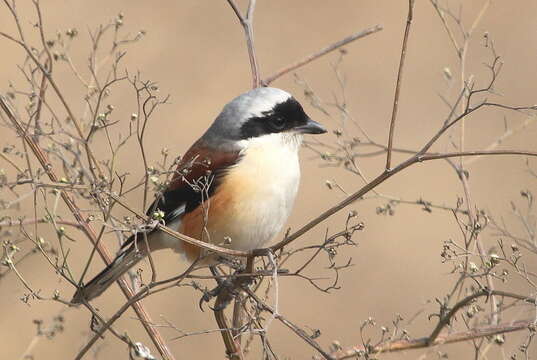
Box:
74 140 241 302
120 140 241 251
147 140 241 224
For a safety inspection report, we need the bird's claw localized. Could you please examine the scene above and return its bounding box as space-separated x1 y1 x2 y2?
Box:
198 276 238 311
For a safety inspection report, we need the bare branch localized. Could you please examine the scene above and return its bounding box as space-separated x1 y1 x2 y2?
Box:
262 25 383 86
0 217 83 229
245 288 335 360
386 0 415 170
333 319 535 358
0 96 176 360
226 0 260 88
268 146 537 252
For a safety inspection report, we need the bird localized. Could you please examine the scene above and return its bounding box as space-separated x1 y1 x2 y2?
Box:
71 87 326 303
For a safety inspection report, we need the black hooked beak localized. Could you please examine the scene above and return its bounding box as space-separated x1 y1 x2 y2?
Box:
295 117 327 135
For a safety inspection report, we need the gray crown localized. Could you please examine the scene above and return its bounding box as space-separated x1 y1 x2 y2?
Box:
203 87 292 145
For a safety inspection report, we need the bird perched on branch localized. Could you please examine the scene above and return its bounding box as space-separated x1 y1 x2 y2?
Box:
72 87 326 303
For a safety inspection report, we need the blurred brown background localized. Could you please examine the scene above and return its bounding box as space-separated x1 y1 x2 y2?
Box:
1 0 536 359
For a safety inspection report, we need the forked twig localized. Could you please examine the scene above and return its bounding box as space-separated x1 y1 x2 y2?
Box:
226 0 260 88
334 319 535 358
268 147 537 252
1 0 105 179
3 2 536 359
74 261 198 360
245 288 335 360
332 290 536 358
0 96 176 360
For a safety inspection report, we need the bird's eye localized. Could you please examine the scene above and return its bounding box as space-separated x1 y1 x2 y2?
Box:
269 117 286 131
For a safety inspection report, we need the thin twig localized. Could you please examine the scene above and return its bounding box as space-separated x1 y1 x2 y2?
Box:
428 289 535 345
385 0 415 170
226 0 260 88
245 288 335 360
0 218 83 229
75 261 197 360
430 0 462 58
262 25 383 86
0 151 25 174
454 0 497 325
333 319 535 358
0 96 176 360
0 1 104 179
268 148 537 252
465 115 537 166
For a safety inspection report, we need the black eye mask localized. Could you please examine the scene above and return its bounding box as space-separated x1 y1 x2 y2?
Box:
240 97 309 139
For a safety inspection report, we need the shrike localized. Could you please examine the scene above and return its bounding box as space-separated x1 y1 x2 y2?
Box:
72 87 326 303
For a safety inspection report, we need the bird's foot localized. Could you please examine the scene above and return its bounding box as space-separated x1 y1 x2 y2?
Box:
198 276 237 311
198 266 254 312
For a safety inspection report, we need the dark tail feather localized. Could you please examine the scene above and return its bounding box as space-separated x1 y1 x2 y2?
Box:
71 242 145 304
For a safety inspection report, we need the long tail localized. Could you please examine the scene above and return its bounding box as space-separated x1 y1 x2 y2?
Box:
71 239 145 304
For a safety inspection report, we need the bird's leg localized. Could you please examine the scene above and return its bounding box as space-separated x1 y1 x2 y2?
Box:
199 266 234 310
210 265 225 286
199 263 254 311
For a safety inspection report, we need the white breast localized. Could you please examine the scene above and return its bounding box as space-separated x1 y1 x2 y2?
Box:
213 133 302 250
153 133 303 259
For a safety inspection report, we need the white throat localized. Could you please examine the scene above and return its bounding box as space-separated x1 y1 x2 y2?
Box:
236 132 303 152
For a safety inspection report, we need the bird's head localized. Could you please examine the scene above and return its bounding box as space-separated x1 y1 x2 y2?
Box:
204 87 326 150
